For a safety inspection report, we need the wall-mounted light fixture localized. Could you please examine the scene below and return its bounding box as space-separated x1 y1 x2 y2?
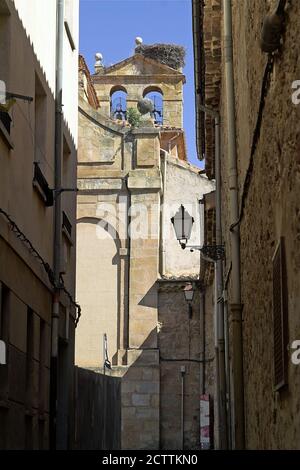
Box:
171 204 225 262
183 283 194 319
171 205 194 249
0 340 6 365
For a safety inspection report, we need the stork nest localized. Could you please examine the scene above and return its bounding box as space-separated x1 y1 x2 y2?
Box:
135 43 186 70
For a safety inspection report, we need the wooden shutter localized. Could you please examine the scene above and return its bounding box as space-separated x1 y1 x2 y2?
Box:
273 238 288 390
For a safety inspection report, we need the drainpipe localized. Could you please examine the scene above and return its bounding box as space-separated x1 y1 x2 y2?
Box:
180 365 186 450
199 105 228 449
214 268 220 449
159 149 168 276
50 0 64 450
223 0 245 449
223 288 232 448
199 290 205 395
215 114 228 450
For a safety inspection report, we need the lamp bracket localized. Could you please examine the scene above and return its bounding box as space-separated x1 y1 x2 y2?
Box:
182 244 225 262
52 188 79 198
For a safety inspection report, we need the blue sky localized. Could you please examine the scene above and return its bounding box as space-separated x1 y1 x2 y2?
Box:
79 0 201 167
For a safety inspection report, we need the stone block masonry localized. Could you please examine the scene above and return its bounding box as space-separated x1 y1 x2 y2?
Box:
76 47 214 450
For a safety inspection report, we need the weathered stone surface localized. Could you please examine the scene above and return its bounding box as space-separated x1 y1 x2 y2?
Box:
127 169 162 191
76 43 213 452
132 393 151 407
122 406 136 419
92 53 185 128
77 178 123 191
158 284 201 449
222 0 300 451
201 0 300 450
136 382 159 394
127 349 159 366
136 135 160 167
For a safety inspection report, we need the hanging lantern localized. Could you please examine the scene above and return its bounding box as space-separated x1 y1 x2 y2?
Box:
171 205 194 249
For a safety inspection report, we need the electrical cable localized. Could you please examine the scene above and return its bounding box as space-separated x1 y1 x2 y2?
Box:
230 54 275 232
0 207 81 326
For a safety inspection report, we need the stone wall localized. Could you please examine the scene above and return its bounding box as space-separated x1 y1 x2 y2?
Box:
76 52 214 450
202 284 218 449
76 95 161 449
220 0 300 449
158 282 201 449
120 350 160 450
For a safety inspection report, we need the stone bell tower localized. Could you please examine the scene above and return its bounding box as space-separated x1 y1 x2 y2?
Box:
76 44 190 450
92 42 185 129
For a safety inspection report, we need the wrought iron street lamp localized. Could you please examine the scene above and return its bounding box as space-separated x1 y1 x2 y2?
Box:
183 283 194 303
183 283 194 319
171 204 225 262
171 205 194 249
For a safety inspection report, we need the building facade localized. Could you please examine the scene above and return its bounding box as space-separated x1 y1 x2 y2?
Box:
193 0 300 449
0 0 79 449
76 48 215 449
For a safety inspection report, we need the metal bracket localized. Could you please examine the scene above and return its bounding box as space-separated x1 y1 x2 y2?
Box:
53 188 79 198
6 92 33 102
182 243 225 262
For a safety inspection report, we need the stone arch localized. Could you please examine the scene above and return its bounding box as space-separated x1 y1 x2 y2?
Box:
142 85 164 97
75 217 123 368
143 86 163 125
77 216 121 250
110 85 128 120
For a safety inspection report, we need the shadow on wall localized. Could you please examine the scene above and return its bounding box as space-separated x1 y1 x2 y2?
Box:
138 282 157 309
73 277 203 450
72 328 159 451
121 320 202 451
119 327 160 451
76 217 123 367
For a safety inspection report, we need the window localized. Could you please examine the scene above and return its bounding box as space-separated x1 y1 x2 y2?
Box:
273 238 288 390
33 162 54 207
0 283 9 399
63 135 71 189
64 0 76 51
38 319 46 412
0 111 11 134
62 236 71 274
0 81 12 138
62 211 72 239
33 74 52 204
0 282 9 343
34 74 47 163
143 86 163 125
110 86 127 120
26 308 34 407
0 3 11 138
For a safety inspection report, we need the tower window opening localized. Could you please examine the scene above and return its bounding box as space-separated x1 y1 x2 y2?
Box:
110 87 127 121
143 88 163 125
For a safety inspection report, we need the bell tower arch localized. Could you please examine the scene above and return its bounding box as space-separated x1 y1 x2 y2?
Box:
92 49 186 129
